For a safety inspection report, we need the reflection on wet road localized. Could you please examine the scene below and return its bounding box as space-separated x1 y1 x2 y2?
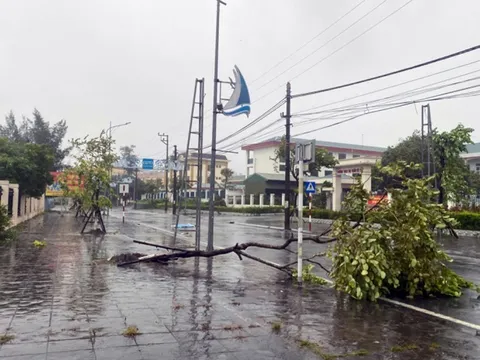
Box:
0 210 479 359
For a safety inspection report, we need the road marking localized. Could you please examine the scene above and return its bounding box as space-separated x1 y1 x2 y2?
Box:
112 213 480 332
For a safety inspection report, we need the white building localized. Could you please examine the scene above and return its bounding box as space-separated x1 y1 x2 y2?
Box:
241 137 386 177
461 143 480 173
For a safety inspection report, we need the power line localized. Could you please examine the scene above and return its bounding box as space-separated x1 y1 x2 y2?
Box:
214 71 480 152
251 0 414 106
293 71 480 119
293 59 480 115
220 119 284 151
293 43 480 98
292 84 480 137
219 74 480 152
203 98 285 149
290 0 415 96
290 77 480 130
254 0 378 90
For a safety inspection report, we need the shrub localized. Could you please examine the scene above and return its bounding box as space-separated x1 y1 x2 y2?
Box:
0 205 14 243
449 211 480 231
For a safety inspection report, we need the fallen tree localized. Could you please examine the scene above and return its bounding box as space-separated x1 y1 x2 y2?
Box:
119 162 477 301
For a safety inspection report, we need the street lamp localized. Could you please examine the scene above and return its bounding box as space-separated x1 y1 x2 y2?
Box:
104 121 132 215
107 121 131 138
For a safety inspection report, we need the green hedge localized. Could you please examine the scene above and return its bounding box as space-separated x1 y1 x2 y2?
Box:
308 208 480 231
449 212 480 231
185 204 283 214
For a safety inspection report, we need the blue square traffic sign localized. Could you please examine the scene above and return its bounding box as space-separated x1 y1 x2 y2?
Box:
305 181 316 194
142 158 154 170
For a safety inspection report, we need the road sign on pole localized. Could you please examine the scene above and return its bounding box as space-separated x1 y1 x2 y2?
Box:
119 183 129 195
295 141 316 285
142 158 154 170
305 181 316 194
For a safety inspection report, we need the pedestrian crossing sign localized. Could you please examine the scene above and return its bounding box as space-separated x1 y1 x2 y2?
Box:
305 181 316 194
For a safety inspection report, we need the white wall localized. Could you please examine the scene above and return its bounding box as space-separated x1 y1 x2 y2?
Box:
245 146 369 177
466 158 480 172
246 147 278 175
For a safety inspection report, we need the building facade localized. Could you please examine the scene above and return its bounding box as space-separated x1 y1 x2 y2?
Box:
241 137 386 177
461 143 480 174
179 153 229 187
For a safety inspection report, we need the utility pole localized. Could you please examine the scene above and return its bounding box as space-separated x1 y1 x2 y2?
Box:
207 0 226 252
283 82 292 230
297 145 304 284
172 145 178 215
159 133 169 213
133 168 138 210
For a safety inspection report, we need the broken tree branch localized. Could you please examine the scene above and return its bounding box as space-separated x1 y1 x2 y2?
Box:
133 240 189 253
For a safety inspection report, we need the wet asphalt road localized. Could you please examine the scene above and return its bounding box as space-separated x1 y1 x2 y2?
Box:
0 209 479 359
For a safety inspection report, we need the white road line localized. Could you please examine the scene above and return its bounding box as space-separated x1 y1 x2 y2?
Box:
112 214 480 332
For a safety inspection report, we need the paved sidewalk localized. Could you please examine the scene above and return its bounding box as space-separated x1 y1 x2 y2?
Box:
0 212 479 359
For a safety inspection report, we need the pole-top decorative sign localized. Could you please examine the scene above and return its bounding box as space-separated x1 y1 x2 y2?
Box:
222 65 251 117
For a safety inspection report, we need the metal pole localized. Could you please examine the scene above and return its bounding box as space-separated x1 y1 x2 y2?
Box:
207 0 225 252
308 194 312 232
173 145 178 215
284 82 292 230
106 121 112 217
297 156 304 284
196 79 205 251
122 199 125 223
159 133 169 213
134 168 138 210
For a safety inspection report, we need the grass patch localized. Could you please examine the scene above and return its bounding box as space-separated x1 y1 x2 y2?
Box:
391 344 418 353
33 240 47 248
0 334 15 345
122 326 141 338
349 349 369 356
298 339 336 360
429 342 440 351
298 339 369 359
223 324 243 331
271 321 282 333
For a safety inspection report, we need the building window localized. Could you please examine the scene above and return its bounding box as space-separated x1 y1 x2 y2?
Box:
279 164 286 172
338 153 347 160
476 163 480 173
247 158 254 164
353 154 361 158
207 165 211 171
324 170 332 176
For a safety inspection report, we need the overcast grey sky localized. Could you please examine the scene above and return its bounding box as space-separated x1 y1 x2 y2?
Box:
1 0 479 173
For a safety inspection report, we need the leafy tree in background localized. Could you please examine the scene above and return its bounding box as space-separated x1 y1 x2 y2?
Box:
434 124 473 206
0 109 70 169
119 145 139 175
220 167 234 195
60 134 118 212
373 125 475 206
0 138 54 197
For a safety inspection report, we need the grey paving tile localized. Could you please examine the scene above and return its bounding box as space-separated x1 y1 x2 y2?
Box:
47 338 93 353
95 345 143 360
0 342 47 357
46 349 96 360
93 335 137 349
133 332 178 345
